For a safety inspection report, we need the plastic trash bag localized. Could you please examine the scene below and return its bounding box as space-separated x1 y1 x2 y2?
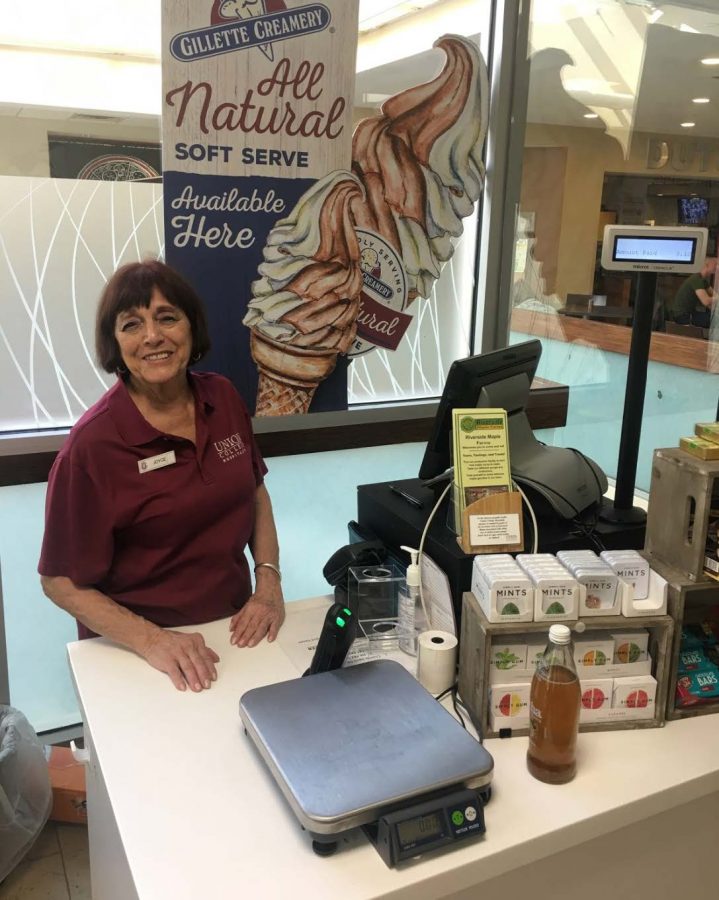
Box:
0 706 52 883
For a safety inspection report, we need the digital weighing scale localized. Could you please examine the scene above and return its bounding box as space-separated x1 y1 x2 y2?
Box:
240 659 494 866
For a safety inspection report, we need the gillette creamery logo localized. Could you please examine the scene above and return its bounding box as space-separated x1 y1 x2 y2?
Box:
213 432 247 462
170 2 330 62
350 229 411 357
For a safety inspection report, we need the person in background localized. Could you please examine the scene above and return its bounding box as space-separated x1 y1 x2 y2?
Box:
667 257 716 329
39 260 284 692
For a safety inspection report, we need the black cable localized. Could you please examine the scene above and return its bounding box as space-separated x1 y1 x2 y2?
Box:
435 682 470 732
567 447 607 550
434 684 455 702
451 687 466 730
454 692 484 744
516 471 604 552
568 514 605 553
520 490 537 554
521 447 610 552
513 472 582 518
517 476 602 553
569 447 605 504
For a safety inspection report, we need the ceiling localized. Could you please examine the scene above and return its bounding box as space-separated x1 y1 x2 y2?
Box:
526 4 719 143
0 0 718 145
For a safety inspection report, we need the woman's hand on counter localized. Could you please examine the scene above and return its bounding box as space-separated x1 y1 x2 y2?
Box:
141 628 220 692
229 578 285 648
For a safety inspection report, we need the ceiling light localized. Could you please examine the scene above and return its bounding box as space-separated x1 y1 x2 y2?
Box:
692 98 710 104
681 122 696 128
0 48 160 116
657 194 664 197
701 58 719 66
0 4 160 58
361 92 391 104
584 113 599 118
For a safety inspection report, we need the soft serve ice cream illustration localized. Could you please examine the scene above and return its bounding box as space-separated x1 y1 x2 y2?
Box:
243 171 364 415
243 34 489 414
350 34 489 303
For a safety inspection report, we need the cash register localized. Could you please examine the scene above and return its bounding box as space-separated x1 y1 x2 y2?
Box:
356 339 642 625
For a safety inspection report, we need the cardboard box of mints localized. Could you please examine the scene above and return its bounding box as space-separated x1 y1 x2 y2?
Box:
680 436 719 461
695 422 719 444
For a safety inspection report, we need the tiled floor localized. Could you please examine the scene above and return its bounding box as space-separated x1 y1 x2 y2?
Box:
0 821 91 900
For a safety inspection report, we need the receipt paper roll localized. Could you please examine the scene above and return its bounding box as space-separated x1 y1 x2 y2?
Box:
417 630 458 695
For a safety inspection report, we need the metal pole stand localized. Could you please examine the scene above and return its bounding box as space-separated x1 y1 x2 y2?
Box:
599 271 657 525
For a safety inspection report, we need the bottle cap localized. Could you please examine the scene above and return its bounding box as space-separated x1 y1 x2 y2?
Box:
549 624 572 644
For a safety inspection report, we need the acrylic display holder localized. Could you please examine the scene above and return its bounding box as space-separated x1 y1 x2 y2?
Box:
454 485 524 555
620 568 668 617
347 563 406 650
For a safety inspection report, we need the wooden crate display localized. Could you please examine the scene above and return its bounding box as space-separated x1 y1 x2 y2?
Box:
648 557 719 721
645 449 718 582
458 591 673 739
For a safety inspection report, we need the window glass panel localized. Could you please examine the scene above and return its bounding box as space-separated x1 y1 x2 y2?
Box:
0 177 162 431
511 0 719 492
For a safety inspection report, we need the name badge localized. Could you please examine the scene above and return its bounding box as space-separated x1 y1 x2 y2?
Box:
138 450 176 474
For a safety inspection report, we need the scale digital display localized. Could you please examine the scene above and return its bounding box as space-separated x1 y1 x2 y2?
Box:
396 812 446 847
371 786 488 866
601 225 708 273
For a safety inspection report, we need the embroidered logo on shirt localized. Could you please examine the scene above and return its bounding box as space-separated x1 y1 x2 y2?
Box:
213 432 247 462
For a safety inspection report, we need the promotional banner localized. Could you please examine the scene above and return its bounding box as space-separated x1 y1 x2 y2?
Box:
162 1 359 414
240 33 489 416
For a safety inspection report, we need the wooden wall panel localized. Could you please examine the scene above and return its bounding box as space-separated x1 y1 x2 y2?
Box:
511 308 715 373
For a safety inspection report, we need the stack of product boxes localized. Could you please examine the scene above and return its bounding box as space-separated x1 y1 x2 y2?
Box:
675 622 719 708
489 628 656 731
471 550 659 732
679 421 719 463
679 421 719 581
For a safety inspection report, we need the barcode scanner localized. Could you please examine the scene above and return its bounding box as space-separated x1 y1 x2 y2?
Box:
303 603 357 677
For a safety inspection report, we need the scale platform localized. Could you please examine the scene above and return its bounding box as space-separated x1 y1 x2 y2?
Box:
240 659 493 861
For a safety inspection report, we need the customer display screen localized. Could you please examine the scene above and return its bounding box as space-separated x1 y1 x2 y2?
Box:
612 235 697 265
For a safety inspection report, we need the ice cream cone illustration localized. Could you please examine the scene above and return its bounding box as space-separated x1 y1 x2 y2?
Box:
351 35 489 302
244 171 364 416
249 333 340 416
211 0 288 62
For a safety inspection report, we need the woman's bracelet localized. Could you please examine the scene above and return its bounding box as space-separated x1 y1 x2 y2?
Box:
254 562 282 581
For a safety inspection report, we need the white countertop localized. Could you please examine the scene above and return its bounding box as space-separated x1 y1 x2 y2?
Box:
68 597 719 900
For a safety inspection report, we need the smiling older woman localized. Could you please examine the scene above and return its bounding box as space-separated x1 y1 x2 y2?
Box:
39 260 285 692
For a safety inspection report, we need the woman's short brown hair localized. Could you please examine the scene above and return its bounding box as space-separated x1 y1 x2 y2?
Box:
95 259 211 373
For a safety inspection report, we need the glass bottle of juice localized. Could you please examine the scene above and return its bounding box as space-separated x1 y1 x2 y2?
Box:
527 623 581 784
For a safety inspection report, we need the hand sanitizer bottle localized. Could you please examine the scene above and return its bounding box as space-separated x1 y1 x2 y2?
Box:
398 546 428 656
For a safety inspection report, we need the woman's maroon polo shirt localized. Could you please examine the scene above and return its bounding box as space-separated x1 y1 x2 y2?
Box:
39 372 267 637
